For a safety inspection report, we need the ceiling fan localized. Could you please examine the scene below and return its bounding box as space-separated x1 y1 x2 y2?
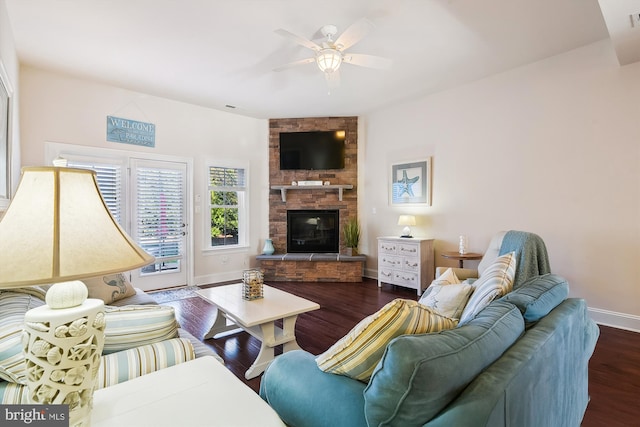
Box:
273 18 392 88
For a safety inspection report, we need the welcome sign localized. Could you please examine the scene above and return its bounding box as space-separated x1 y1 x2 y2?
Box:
106 116 156 147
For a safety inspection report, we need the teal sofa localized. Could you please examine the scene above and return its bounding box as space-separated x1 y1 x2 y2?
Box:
260 273 600 427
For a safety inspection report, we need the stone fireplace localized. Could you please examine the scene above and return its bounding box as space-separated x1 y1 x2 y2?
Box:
257 116 364 282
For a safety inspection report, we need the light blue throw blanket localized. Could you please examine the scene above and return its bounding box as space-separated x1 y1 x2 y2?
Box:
499 230 551 289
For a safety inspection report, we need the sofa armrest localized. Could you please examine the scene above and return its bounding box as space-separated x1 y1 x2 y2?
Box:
424 299 596 427
260 350 368 427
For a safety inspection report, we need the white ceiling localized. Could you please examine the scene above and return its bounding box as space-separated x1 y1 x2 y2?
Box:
3 0 630 120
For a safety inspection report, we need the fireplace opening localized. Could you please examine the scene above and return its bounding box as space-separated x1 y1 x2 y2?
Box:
287 210 339 253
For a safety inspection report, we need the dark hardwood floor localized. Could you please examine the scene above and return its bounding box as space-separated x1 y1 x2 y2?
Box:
160 278 639 426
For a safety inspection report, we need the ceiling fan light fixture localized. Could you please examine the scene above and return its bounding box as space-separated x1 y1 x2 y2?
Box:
316 48 343 73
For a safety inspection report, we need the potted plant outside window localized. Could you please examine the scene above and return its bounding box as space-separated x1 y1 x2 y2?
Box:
343 218 360 256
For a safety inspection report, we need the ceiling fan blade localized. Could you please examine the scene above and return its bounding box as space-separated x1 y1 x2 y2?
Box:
273 57 316 72
275 28 321 51
334 18 375 50
343 53 392 70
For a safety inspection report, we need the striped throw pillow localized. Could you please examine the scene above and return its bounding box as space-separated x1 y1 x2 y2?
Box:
103 305 179 354
316 299 457 382
0 292 45 384
97 337 196 388
458 252 516 326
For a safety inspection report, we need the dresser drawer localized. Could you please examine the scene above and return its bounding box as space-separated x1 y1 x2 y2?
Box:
401 257 420 272
393 271 419 287
397 242 419 256
378 241 398 255
379 255 401 269
378 268 394 282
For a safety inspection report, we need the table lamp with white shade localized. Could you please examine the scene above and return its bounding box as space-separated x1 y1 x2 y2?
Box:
0 166 154 427
397 215 416 238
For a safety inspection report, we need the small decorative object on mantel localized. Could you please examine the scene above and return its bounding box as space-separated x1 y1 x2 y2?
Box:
262 238 275 255
242 269 264 300
343 217 360 256
323 181 330 186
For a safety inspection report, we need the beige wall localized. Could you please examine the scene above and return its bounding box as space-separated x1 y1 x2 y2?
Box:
362 39 640 330
19 66 269 287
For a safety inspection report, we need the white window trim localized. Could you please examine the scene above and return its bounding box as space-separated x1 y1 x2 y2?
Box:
203 158 250 253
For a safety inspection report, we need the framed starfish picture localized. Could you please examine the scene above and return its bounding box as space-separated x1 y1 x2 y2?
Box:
390 158 431 206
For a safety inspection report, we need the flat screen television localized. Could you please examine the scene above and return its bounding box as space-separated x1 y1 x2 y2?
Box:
279 130 346 170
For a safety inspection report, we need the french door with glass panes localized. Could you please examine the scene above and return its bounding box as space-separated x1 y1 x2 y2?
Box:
130 158 188 290
66 154 188 291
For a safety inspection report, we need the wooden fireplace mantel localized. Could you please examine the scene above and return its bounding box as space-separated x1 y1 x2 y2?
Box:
270 184 354 202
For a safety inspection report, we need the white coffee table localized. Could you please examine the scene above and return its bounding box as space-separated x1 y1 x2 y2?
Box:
92 356 286 427
196 283 320 379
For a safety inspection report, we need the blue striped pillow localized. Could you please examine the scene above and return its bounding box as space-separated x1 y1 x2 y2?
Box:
103 305 179 354
316 299 456 382
458 252 516 326
97 338 196 388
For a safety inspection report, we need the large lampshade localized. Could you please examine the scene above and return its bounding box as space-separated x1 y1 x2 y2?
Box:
0 166 155 287
0 166 154 427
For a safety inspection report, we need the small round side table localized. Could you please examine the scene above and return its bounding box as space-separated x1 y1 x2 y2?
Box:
441 251 483 268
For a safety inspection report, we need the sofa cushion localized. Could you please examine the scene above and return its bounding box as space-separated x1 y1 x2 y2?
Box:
364 300 524 427
458 252 516 326
316 299 456 382
97 337 196 388
83 272 137 304
501 273 569 324
0 292 46 384
419 283 473 320
260 350 368 427
103 305 179 354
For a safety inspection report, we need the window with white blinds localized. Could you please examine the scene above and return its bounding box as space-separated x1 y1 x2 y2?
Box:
136 167 184 272
208 165 247 248
67 160 123 225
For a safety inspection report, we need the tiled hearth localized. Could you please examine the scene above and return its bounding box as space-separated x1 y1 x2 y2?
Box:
259 116 363 282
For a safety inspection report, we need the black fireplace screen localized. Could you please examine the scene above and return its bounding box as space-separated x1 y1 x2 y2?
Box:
287 210 339 253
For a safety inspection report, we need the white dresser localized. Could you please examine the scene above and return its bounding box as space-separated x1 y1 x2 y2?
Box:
377 237 435 296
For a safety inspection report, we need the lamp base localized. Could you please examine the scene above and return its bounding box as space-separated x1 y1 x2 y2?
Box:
23 298 105 427
400 226 413 238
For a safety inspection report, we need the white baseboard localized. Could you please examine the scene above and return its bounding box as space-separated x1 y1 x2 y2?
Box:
588 307 640 333
195 271 243 287
364 268 377 280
